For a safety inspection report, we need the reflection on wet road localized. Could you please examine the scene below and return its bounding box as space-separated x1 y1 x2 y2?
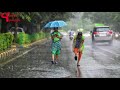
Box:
0 32 120 78
79 35 120 78
76 66 81 78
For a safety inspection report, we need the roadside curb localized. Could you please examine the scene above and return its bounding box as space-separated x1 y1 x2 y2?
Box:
0 48 17 59
0 38 49 60
23 38 48 48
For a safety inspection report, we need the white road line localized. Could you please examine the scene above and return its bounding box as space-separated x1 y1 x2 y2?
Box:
96 47 119 56
109 47 120 53
94 52 108 56
85 45 115 60
93 52 115 60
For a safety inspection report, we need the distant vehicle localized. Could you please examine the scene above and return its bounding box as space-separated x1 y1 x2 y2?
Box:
91 26 113 44
8 27 25 34
114 32 120 39
69 35 74 40
83 32 90 37
69 30 75 40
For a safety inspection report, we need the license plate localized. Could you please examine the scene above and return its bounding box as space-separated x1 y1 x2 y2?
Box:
100 34 106 36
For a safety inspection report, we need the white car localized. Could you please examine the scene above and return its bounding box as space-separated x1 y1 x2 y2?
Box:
9 27 25 34
92 26 113 44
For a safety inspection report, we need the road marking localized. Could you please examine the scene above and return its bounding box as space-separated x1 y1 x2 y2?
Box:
94 52 115 60
0 47 37 67
85 45 115 60
109 46 120 53
96 46 119 57
94 52 108 56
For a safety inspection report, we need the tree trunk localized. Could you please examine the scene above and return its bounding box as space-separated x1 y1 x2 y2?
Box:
37 23 40 32
0 19 1 33
14 22 18 43
1 18 7 33
27 22 32 34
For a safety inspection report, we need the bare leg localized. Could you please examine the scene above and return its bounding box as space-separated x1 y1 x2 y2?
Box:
75 53 78 56
52 54 55 61
56 55 59 60
51 54 55 64
55 55 59 64
77 52 82 66
74 48 78 60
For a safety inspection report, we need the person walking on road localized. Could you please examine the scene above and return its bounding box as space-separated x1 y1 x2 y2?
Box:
72 32 85 66
51 27 63 64
69 30 74 40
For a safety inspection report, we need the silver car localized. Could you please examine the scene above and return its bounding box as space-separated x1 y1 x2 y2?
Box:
92 26 113 44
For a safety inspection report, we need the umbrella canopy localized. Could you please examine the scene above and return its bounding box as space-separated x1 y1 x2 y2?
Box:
44 21 52 28
44 20 67 28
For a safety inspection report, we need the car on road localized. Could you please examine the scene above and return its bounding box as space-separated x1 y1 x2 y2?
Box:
114 32 120 39
8 27 25 35
91 26 113 44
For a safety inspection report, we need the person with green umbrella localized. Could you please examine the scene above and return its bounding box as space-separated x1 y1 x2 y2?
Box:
51 27 63 64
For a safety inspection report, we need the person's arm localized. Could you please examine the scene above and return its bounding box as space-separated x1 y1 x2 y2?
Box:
51 33 53 39
51 33 55 40
57 35 63 39
56 32 63 39
81 40 84 46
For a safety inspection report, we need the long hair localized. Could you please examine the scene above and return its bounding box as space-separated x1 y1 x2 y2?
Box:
77 32 82 39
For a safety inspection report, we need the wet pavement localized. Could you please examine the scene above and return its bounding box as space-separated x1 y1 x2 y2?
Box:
0 32 120 78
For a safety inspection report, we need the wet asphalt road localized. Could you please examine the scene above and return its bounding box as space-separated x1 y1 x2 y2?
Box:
0 32 120 78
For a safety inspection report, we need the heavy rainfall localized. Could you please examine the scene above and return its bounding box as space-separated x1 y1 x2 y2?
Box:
0 12 120 78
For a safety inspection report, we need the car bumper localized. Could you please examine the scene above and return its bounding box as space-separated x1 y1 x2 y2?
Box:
94 36 113 42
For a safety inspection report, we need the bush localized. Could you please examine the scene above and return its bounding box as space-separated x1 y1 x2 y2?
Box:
30 33 39 42
45 32 50 38
38 32 43 39
16 32 26 45
4 32 14 47
2 34 8 50
39 31 48 39
15 31 50 46
0 32 14 51
25 34 31 44
0 34 4 51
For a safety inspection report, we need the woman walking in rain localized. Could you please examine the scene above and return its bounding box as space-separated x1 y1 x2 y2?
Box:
51 27 63 64
72 32 85 66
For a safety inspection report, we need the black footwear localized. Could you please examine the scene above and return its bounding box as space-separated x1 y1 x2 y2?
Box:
51 61 54 64
77 64 80 66
74 56 77 61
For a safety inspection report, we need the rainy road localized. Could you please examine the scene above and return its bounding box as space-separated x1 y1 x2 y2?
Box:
80 34 120 78
0 32 120 78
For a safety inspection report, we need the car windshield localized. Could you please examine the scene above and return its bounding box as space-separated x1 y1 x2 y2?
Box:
96 27 110 32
